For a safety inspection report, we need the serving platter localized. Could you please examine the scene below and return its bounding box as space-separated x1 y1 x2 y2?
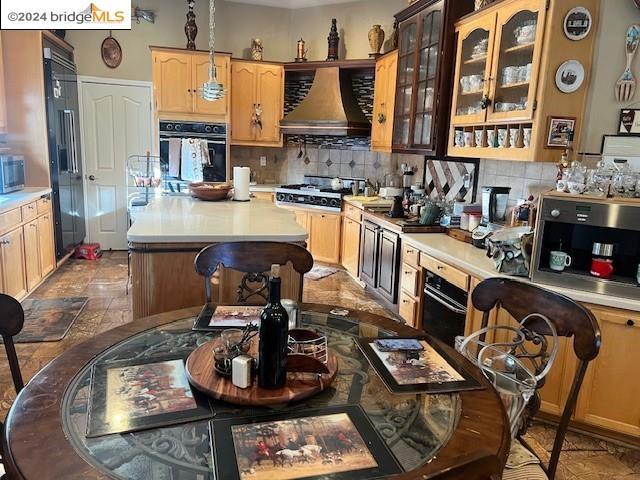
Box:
185 338 338 406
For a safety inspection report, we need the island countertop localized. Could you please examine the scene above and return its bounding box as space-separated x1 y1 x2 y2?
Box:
127 196 308 244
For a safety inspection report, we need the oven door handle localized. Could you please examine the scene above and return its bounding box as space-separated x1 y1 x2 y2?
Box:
423 285 467 315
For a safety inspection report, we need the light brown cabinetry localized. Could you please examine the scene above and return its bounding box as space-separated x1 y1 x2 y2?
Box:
371 51 398 153
0 34 7 134
0 227 27 299
37 212 56 277
341 217 361 277
0 199 56 301
290 208 341 265
231 61 284 147
341 202 362 278
575 306 640 438
309 212 342 264
251 191 275 202
447 0 599 162
152 48 231 121
399 244 424 327
23 220 41 291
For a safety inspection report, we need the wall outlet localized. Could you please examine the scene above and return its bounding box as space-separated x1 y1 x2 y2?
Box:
260 156 267 167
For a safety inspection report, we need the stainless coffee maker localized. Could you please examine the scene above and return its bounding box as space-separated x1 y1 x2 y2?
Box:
482 186 511 224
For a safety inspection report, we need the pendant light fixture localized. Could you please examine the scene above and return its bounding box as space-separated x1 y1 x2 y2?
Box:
199 0 225 101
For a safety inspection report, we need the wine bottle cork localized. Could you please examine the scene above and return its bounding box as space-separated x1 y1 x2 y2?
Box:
270 264 281 278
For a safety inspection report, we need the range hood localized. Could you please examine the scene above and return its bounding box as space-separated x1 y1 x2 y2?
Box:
280 67 371 137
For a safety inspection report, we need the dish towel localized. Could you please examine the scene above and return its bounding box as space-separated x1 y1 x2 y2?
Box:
168 138 181 177
180 139 208 182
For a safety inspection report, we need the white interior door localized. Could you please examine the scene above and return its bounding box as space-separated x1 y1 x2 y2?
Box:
81 81 152 250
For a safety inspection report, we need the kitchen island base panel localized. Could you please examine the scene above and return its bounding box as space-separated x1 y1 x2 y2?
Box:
130 242 303 319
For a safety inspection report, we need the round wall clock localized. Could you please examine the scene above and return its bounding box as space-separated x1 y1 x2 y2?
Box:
101 34 122 69
564 7 592 41
555 60 585 93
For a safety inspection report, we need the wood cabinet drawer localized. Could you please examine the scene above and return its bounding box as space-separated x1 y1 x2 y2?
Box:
419 253 469 291
399 291 418 327
401 264 420 297
402 244 420 269
343 203 362 222
21 202 37 222
0 208 22 234
37 197 52 214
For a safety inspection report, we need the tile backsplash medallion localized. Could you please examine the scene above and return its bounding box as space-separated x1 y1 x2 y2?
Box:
231 145 425 186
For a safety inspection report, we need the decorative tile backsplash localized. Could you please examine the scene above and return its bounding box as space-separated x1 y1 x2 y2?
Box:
230 145 425 187
476 158 558 205
424 159 477 202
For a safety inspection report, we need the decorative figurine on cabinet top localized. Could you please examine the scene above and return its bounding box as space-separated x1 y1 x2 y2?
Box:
327 18 340 61
185 0 197 50
251 38 264 61
295 38 308 62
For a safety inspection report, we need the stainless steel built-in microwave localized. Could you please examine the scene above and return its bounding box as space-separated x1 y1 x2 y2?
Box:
0 155 25 194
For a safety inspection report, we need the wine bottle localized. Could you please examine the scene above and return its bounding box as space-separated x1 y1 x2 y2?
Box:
258 264 289 389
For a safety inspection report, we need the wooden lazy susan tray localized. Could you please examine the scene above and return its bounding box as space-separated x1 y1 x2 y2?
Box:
185 338 339 406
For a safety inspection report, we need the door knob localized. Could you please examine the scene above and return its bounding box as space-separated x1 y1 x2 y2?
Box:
88 175 96 181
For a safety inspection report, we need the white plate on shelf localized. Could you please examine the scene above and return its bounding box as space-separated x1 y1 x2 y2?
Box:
555 60 585 93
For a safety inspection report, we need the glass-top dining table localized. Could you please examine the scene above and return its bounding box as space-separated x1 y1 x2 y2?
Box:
2 304 510 479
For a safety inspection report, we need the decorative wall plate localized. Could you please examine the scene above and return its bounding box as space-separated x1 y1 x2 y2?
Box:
101 35 122 69
555 60 585 93
563 6 592 41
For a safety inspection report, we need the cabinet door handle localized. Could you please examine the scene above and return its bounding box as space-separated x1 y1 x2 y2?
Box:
437 265 444 270
30 223 37 228
406 249 414 254
1 240 10 245
627 319 636 327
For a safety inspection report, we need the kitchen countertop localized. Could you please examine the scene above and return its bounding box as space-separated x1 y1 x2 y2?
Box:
403 233 640 312
127 196 308 244
249 183 280 193
343 195 394 209
0 187 52 214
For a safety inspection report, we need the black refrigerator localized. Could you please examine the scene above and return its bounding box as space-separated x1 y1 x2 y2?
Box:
43 40 86 260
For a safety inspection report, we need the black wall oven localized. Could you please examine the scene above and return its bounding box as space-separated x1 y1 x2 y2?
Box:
158 121 228 194
422 269 468 347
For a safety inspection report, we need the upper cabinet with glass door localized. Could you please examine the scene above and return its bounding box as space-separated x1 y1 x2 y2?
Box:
448 0 599 163
450 15 496 125
486 0 546 122
392 0 475 156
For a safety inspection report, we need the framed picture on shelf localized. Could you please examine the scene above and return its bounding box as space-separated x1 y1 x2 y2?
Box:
192 304 263 332
618 109 640 135
209 405 401 480
545 116 576 148
355 336 482 395
87 354 213 437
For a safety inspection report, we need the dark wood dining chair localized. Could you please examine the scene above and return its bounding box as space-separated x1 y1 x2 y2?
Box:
194 242 314 304
0 294 25 480
0 294 25 394
471 278 601 480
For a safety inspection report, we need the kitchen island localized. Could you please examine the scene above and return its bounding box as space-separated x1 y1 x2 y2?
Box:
128 196 308 319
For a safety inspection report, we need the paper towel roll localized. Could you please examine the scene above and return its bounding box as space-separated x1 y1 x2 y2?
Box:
233 166 251 201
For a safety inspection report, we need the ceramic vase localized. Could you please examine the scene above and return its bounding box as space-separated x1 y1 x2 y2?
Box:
368 25 385 58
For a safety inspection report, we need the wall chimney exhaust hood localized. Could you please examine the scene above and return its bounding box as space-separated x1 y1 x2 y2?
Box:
280 66 371 136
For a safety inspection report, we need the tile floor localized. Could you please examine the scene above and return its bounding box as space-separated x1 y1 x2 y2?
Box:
0 251 638 479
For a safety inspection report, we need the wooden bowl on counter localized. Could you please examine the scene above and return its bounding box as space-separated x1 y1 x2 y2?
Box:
188 182 233 201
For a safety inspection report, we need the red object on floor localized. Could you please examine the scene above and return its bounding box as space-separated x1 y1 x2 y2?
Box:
74 243 103 260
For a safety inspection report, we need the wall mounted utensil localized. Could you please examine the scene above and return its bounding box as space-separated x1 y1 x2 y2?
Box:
615 24 640 102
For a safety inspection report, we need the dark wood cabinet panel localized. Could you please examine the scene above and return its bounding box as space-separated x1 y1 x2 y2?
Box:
359 220 379 289
376 229 400 304
393 0 474 155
